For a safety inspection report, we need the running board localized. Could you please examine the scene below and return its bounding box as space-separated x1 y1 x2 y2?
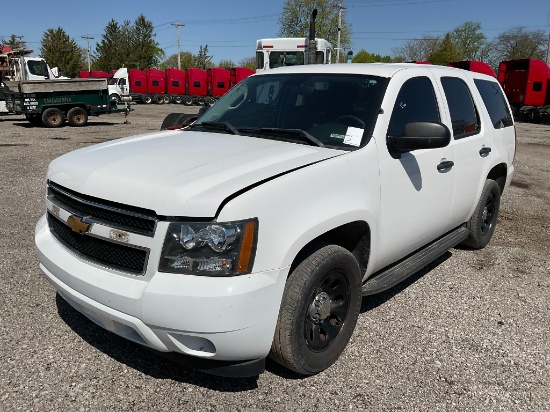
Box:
362 226 469 296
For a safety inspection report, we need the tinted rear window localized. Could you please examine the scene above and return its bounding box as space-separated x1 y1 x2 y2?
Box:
474 79 513 129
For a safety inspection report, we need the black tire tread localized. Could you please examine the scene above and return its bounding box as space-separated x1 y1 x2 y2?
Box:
269 244 361 375
462 179 501 249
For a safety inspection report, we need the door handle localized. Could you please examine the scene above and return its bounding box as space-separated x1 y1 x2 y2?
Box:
479 147 492 156
437 160 454 171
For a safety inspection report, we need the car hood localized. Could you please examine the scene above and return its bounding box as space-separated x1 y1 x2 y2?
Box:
47 130 342 217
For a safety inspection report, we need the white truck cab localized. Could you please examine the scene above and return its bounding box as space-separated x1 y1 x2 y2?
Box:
255 38 333 72
35 63 516 377
107 67 131 103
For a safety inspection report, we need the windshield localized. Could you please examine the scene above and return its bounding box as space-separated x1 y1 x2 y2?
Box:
194 73 388 150
269 51 304 68
27 60 49 78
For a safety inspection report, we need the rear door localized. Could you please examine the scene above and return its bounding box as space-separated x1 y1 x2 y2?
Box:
433 70 490 228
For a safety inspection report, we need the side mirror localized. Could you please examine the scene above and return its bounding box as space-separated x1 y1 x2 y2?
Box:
387 121 451 152
51 67 60 78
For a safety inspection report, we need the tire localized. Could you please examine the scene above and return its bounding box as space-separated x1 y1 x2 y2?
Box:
67 107 88 127
153 94 164 104
206 97 217 107
109 93 120 104
143 95 152 104
269 244 362 375
462 179 501 249
163 95 171 104
41 108 64 128
182 96 193 106
173 96 183 104
195 97 205 106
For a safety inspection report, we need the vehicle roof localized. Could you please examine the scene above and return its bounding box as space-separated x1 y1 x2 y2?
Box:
252 62 498 81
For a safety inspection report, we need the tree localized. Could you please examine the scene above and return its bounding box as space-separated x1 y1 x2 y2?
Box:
427 33 461 65
239 56 256 70
196 45 214 70
351 49 391 63
278 0 352 62
485 26 547 69
93 15 163 71
162 52 196 69
218 59 236 70
40 28 85 77
3 34 27 50
449 22 486 60
392 35 441 62
93 19 130 72
130 14 164 69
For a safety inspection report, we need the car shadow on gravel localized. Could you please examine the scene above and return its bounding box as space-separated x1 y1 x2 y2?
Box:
360 251 452 313
54 253 453 385
55 294 260 391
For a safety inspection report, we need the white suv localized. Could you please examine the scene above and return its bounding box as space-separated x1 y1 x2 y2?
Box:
35 63 516 377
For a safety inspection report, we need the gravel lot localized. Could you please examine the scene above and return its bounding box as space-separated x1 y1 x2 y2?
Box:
0 105 548 411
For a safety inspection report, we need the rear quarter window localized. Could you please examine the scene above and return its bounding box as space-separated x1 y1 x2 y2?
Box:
441 77 480 139
474 79 513 129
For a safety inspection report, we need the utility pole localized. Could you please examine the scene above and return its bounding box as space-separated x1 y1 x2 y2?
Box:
172 22 185 69
336 3 346 64
81 35 94 72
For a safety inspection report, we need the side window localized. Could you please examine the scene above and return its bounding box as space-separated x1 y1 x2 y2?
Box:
474 79 513 129
387 76 440 137
441 77 480 139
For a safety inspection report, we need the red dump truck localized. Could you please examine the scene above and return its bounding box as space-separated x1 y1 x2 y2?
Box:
106 67 254 106
497 59 550 122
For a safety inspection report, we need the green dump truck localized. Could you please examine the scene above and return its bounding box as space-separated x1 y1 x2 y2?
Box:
4 78 130 127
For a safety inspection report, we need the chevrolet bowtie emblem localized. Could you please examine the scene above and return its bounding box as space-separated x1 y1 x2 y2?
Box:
67 215 90 234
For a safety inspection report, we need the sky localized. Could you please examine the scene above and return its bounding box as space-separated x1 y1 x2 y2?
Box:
1 0 549 65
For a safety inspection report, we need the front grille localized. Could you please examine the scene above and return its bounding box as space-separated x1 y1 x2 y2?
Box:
47 181 157 236
48 213 148 274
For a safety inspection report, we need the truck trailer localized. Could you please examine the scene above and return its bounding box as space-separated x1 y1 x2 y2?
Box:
107 67 254 106
4 78 129 127
498 59 550 123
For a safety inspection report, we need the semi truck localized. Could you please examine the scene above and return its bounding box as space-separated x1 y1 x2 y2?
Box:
106 66 254 106
4 76 129 127
1 48 69 114
0 48 66 82
255 9 333 72
497 58 550 123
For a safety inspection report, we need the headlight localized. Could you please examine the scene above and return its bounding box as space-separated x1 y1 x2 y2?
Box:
159 219 258 276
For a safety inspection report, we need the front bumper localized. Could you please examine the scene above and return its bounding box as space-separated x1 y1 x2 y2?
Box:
35 214 288 376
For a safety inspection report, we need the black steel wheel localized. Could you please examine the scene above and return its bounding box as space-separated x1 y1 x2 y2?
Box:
109 93 120 104
41 108 64 128
462 179 501 249
270 244 362 375
67 107 88 127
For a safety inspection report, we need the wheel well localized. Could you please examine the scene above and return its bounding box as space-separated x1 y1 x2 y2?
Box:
289 221 370 275
487 163 507 193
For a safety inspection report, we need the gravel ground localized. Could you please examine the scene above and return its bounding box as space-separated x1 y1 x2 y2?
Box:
0 105 548 411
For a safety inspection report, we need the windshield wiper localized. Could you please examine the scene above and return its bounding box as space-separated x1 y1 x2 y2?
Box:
190 121 240 135
241 127 324 148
